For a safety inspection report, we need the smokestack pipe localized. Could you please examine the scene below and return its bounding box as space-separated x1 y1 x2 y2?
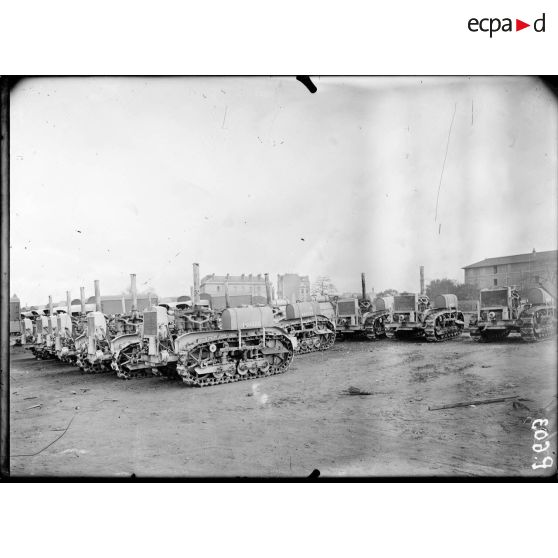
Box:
265 273 273 305
66 291 72 316
80 287 86 314
361 273 367 300
94 280 102 312
130 273 138 313
192 263 201 306
420 266 425 295
121 295 126 314
48 296 53 333
224 280 231 309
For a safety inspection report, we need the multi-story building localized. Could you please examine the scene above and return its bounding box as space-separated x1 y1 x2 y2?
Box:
463 249 557 295
200 273 268 298
277 273 311 303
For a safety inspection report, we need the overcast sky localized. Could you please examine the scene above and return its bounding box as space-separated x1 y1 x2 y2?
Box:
10 76 558 306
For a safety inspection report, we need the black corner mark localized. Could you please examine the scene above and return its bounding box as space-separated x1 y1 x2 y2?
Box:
307 469 321 478
296 76 317 94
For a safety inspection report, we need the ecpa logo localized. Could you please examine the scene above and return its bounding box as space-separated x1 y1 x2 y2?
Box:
468 13 546 37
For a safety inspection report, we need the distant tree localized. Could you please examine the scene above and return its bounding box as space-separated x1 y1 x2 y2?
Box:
311 276 337 297
454 283 479 301
425 278 458 299
122 283 158 298
377 288 398 297
426 278 479 301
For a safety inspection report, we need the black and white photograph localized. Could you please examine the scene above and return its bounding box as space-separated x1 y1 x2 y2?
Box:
2 75 557 478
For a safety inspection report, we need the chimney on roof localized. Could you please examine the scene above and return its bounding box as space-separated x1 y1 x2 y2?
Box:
533 248 536 254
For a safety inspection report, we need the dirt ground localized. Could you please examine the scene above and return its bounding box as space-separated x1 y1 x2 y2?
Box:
9 334 557 478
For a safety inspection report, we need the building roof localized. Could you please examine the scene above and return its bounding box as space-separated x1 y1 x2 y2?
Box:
201 274 265 283
463 250 557 269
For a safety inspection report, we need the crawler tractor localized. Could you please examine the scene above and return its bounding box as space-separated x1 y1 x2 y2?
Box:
30 314 50 358
76 280 114 372
333 273 390 339
469 286 521 341
77 276 144 374
175 305 297 387
385 293 464 341
518 287 556 342
470 285 556 342
43 312 59 358
76 310 114 372
280 301 336 353
364 296 394 340
9 295 23 346
55 312 74 362
113 264 218 379
19 312 35 346
264 273 335 353
108 274 146 376
34 296 59 358
54 291 76 363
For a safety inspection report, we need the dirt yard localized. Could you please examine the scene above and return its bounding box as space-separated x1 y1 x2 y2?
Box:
9 334 557 477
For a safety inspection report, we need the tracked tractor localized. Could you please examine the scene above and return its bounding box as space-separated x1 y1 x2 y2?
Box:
114 264 218 379
385 293 464 341
76 280 113 372
470 285 556 342
469 286 523 341
518 286 556 342
175 305 297 387
263 273 336 353
334 273 391 340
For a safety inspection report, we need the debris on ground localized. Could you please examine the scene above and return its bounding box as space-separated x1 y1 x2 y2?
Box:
512 400 530 410
342 386 373 396
17 404 42 412
428 395 528 411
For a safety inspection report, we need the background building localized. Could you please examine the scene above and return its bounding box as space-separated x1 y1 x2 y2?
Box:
277 273 311 302
85 295 158 314
463 249 557 295
200 273 267 297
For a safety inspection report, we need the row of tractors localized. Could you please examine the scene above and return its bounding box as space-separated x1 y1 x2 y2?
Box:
10 266 556 388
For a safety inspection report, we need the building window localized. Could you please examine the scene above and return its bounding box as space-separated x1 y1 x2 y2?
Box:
493 278 498 286
493 266 498 274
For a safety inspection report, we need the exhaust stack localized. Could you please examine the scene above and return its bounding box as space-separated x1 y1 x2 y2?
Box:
94 280 102 312
420 266 425 295
192 263 201 306
130 273 138 313
121 295 126 314
265 273 273 305
361 273 367 301
48 296 53 333
224 280 231 309
80 287 86 315
66 291 72 316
